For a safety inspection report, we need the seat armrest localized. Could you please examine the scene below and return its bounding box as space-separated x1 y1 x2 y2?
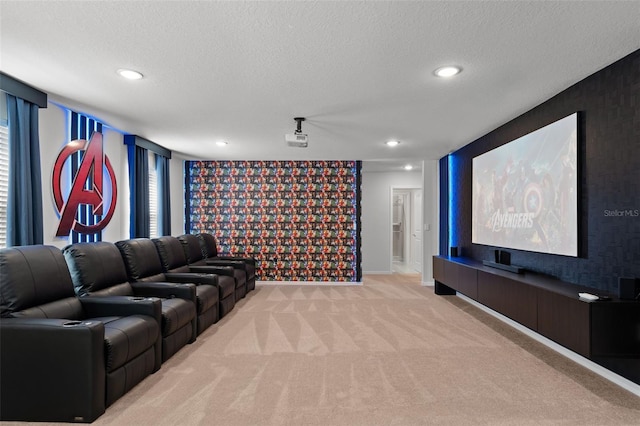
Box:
79 296 162 322
130 281 197 304
203 260 247 271
0 318 106 422
189 265 235 277
214 256 256 266
164 272 218 286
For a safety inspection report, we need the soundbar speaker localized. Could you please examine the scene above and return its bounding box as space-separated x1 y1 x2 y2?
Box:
499 250 511 266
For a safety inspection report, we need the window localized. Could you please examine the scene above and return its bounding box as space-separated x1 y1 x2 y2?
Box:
0 123 8 248
148 151 158 238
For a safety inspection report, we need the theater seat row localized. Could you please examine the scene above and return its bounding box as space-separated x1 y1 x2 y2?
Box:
0 233 256 423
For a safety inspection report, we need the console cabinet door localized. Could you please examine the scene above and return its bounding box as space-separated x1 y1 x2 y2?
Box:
477 270 505 314
433 256 445 283
443 260 460 290
591 301 640 357
477 271 537 330
456 265 478 299
537 289 590 357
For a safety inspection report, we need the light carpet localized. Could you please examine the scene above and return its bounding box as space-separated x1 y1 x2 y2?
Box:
4 274 639 425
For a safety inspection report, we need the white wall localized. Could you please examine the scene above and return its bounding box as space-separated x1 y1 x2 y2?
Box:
39 102 70 247
361 169 422 274
38 99 188 246
38 101 131 247
361 161 439 284
36 102 441 279
169 154 186 236
421 160 439 285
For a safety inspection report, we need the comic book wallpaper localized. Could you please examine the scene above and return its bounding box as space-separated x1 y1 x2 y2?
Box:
186 160 361 282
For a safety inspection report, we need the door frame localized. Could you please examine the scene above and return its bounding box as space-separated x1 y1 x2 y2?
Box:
390 186 423 275
410 189 423 273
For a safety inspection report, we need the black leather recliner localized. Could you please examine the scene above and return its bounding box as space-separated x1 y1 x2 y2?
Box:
196 232 257 292
62 241 198 362
151 235 236 321
170 234 247 301
0 245 161 423
116 238 227 333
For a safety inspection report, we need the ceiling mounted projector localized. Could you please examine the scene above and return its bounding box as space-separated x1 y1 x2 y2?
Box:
285 133 308 147
286 117 308 148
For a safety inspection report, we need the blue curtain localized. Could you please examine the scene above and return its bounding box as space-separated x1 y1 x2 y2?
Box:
127 144 150 238
156 153 171 236
6 94 43 246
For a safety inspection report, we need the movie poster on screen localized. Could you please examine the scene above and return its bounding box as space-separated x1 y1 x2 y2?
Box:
472 113 578 257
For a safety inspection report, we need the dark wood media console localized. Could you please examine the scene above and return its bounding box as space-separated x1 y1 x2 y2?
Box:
433 255 640 385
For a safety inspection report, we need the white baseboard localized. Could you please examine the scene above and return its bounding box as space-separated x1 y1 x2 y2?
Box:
257 280 362 286
362 271 392 275
457 293 640 397
422 280 434 287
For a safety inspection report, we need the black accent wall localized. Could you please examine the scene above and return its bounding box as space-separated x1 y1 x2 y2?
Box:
446 49 639 294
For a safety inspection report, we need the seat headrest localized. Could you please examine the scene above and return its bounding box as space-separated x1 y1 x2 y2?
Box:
0 245 75 316
115 238 164 281
152 236 188 272
197 233 218 257
177 234 206 263
62 242 131 296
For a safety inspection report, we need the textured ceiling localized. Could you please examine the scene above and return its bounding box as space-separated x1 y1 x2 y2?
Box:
1 1 639 172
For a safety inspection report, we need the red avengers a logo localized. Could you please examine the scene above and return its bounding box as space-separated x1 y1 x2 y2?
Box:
52 132 117 236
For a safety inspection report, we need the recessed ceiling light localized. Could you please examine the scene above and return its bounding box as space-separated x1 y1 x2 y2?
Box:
404 164 413 171
216 140 228 147
117 69 144 80
386 140 400 147
434 66 462 78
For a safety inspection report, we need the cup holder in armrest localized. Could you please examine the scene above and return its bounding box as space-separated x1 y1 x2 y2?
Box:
130 297 146 301
62 320 83 327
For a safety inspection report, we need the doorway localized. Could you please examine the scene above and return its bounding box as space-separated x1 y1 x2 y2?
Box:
391 188 422 274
